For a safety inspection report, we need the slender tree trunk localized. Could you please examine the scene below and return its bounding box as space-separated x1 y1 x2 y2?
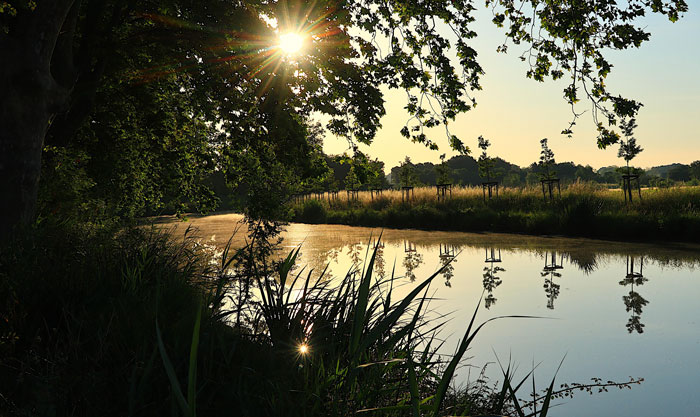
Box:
0 2 74 241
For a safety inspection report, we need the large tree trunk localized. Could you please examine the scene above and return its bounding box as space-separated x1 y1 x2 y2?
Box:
0 1 74 241
0 78 54 239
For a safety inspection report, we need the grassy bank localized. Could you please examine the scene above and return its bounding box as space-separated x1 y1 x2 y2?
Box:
5 222 631 416
288 183 700 242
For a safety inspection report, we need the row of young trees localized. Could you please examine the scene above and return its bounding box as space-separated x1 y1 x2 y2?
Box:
392 155 700 190
387 121 697 189
0 0 689 239
293 152 387 195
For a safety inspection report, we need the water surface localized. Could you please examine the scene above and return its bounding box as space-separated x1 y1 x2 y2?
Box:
161 213 700 416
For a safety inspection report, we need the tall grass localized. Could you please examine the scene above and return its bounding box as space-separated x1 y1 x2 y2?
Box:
0 223 639 416
289 184 700 242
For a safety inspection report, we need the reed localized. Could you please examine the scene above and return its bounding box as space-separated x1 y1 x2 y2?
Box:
289 184 700 242
0 223 640 416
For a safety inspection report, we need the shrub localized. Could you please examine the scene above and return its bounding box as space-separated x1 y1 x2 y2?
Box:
0 223 643 416
298 199 327 223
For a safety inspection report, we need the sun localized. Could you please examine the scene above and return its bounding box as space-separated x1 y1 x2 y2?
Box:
278 32 304 55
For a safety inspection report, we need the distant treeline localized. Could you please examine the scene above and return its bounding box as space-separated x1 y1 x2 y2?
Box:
212 154 700 211
288 185 700 242
385 156 700 188
208 152 700 215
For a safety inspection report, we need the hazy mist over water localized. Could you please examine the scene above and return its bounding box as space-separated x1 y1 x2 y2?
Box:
163 213 700 416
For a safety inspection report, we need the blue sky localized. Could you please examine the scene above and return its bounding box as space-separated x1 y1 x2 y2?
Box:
323 3 700 170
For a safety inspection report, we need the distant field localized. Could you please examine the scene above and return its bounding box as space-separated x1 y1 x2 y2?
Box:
287 183 700 242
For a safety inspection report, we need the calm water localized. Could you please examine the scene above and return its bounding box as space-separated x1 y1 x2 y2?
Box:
163 213 700 416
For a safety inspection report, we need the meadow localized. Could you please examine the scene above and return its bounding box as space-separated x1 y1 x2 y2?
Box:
288 183 700 242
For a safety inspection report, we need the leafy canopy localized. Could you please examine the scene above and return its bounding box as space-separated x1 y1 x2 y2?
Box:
485 0 687 147
1 0 688 219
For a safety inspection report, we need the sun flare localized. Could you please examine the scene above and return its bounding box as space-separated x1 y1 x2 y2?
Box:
298 343 309 354
279 32 304 55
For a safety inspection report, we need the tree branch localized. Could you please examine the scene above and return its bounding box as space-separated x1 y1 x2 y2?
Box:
52 0 82 88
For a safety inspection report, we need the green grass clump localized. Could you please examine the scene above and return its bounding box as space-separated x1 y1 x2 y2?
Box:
0 223 639 416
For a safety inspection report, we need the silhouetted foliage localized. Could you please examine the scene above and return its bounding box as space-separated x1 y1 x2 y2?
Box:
477 136 497 182
691 161 700 180
668 165 692 182
0 0 689 238
538 138 557 181
617 118 643 176
398 157 418 188
435 154 453 185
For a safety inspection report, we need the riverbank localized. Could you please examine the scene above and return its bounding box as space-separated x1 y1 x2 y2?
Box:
286 184 700 243
2 221 526 416
153 212 700 262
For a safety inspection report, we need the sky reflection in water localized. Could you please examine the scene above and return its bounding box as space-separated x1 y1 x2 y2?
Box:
280 224 700 417
164 214 700 417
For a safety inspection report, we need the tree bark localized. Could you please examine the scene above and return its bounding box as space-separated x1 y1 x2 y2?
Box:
0 1 74 241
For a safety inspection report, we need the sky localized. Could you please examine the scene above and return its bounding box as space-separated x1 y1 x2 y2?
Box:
321 3 700 172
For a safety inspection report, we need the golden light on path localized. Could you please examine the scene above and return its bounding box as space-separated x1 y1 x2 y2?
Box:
279 32 304 55
298 343 309 355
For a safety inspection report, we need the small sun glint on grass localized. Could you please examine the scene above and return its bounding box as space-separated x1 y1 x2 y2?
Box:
298 343 309 355
279 32 304 55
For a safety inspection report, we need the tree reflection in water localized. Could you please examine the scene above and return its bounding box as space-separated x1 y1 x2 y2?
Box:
310 247 340 280
483 248 504 309
439 244 457 287
568 250 599 274
620 255 648 334
403 240 423 282
347 243 363 271
542 251 564 310
372 239 386 281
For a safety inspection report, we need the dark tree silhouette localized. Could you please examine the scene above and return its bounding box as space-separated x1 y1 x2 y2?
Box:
344 166 361 191
690 161 700 180
617 117 644 202
618 118 643 176
539 138 557 181
538 138 560 201
477 136 495 183
398 157 418 188
0 0 688 239
435 154 453 185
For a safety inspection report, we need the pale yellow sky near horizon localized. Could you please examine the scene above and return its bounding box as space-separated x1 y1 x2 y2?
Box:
321 5 700 172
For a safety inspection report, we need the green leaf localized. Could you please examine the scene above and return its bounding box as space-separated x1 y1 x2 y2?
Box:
156 321 190 416
187 300 202 417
